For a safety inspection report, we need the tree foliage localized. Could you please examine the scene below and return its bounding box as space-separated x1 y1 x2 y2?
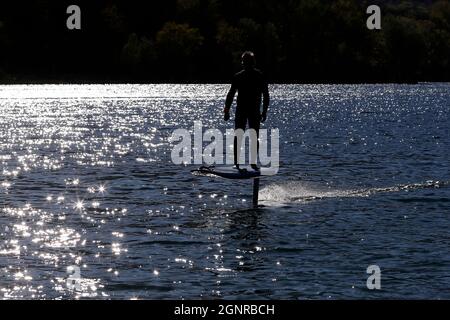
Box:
0 0 449 83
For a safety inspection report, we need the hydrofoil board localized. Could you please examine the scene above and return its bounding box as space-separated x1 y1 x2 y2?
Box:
191 166 276 180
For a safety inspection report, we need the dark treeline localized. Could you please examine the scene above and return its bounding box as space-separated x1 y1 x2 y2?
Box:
0 0 449 83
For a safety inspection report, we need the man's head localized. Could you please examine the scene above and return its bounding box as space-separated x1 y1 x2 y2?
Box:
241 51 256 69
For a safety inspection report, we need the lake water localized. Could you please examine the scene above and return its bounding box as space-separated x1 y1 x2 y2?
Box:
0 84 449 299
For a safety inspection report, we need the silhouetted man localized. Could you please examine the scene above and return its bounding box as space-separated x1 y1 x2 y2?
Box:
224 51 270 170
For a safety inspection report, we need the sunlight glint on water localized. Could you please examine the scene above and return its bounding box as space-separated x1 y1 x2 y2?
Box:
1 84 450 299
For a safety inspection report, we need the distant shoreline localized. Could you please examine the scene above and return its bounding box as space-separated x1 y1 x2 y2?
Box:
1 79 449 86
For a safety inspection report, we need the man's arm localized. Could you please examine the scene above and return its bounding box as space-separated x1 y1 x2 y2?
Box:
261 78 270 122
224 77 237 121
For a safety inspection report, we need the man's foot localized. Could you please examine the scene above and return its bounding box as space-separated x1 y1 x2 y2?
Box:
251 164 260 171
234 164 247 173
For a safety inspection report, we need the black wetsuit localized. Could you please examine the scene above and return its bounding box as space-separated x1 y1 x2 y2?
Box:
225 67 270 165
225 67 270 132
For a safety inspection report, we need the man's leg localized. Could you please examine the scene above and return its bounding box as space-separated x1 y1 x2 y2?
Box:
234 115 247 168
248 114 261 169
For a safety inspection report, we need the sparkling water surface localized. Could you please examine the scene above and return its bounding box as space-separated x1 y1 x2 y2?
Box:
0 84 449 299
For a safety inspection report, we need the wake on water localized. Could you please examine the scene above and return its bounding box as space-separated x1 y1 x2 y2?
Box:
259 180 450 205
